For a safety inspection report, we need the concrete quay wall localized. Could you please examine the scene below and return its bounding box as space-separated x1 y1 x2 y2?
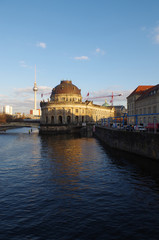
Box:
39 124 94 135
0 122 39 131
94 126 159 160
39 125 77 134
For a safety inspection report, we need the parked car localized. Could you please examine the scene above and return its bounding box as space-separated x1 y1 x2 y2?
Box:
134 125 146 132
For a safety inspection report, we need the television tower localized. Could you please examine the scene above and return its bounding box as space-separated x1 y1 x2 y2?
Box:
33 64 38 112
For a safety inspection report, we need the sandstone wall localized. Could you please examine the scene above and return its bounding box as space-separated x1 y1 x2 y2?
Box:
94 126 159 160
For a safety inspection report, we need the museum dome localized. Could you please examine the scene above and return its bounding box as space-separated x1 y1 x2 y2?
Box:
50 80 82 102
51 80 81 95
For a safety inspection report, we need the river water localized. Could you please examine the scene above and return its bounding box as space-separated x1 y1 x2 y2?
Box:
1 127 159 240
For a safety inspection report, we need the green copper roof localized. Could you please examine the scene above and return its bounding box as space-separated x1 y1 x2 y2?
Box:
102 100 110 107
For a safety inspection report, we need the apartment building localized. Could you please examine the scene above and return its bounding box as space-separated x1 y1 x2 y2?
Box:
127 85 159 125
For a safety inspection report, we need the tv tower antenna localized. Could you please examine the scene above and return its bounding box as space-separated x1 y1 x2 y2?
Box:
33 64 38 112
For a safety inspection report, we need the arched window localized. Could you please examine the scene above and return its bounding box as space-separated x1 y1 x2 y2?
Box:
51 116 54 124
75 116 78 123
46 116 48 124
58 116 62 124
67 116 71 124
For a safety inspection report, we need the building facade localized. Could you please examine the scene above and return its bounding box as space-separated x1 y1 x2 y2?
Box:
3 105 13 115
127 85 159 125
30 109 41 116
40 80 115 127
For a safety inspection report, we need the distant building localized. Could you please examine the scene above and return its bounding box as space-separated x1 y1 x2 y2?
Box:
40 80 115 128
127 85 159 125
102 100 127 124
30 109 41 116
14 112 23 118
3 105 13 115
113 105 127 117
102 100 110 107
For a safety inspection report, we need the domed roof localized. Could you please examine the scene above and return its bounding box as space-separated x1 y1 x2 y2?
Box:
52 80 81 95
102 100 110 107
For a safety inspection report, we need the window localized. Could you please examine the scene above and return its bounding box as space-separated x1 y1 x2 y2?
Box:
46 116 48 124
148 107 151 114
144 108 146 114
140 118 142 124
58 116 62 124
144 117 146 124
75 116 78 123
51 116 54 124
153 117 157 123
67 116 71 124
153 105 157 113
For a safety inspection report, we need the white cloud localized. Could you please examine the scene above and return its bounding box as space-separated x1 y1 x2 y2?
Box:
155 34 159 43
19 60 28 68
141 26 146 31
19 60 32 69
151 25 159 44
0 94 6 97
36 42 46 48
38 86 52 93
0 86 52 114
95 48 105 55
74 56 89 60
96 48 101 53
14 86 52 96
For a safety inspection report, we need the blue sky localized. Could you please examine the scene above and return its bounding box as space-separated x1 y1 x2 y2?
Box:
1 0 159 113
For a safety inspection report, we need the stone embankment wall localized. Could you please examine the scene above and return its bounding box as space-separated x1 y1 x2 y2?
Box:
0 122 39 131
39 125 75 134
94 126 159 160
39 124 93 135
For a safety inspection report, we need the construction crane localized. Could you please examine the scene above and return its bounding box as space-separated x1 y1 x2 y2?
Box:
84 92 123 106
40 91 122 106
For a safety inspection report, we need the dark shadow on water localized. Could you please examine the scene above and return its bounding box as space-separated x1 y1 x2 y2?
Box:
95 136 159 187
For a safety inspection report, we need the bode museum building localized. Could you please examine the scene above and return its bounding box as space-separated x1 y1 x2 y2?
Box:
40 80 115 132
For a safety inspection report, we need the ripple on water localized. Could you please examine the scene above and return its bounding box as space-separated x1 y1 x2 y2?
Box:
1 129 159 239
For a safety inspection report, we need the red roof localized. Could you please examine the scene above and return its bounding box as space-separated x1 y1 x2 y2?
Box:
137 84 159 101
127 85 154 98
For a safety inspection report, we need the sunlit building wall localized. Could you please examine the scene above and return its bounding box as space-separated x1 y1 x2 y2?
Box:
3 105 13 115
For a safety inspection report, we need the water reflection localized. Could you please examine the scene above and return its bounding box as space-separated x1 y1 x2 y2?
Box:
40 134 98 192
1 128 159 239
97 138 159 192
